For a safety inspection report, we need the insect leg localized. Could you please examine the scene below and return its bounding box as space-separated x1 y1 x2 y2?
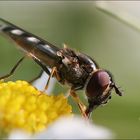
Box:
43 67 57 91
33 58 50 76
32 57 57 92
70 89 88 119
0 57 25 80
29 70 44 83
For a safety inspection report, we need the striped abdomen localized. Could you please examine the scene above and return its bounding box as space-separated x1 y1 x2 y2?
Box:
0 18 60 68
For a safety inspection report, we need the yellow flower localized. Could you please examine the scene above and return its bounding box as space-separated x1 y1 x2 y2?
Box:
0 80 72 136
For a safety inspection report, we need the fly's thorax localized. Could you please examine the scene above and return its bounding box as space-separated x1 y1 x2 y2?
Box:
56 50 91 90
57 58 89 89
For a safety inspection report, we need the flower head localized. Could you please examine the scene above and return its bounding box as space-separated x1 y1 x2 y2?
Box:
0 80 72 137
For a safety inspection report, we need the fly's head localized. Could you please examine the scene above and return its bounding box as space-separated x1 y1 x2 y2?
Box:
85 69 123 117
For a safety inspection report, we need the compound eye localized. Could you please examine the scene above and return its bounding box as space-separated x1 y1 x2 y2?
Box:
86 70 111 98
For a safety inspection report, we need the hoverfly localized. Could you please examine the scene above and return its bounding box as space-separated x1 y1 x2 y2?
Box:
0 18 122 118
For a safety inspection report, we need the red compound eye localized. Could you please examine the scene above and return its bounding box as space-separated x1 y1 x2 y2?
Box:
86 70 111 99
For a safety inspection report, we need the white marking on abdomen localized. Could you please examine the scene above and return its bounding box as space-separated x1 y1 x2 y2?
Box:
41 44 55 54
27 37 40 43
42 44 51 49
11 29 24 35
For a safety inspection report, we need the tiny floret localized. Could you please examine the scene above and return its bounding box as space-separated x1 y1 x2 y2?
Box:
0 80 72 136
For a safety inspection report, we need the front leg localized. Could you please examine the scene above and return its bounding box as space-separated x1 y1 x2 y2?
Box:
70 89 88 119
43 67 61 92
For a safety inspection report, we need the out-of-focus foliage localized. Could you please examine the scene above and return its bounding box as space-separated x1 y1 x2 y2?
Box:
0 1 140 139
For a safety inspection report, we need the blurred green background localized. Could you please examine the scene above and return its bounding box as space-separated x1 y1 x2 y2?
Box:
0 1 140 139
